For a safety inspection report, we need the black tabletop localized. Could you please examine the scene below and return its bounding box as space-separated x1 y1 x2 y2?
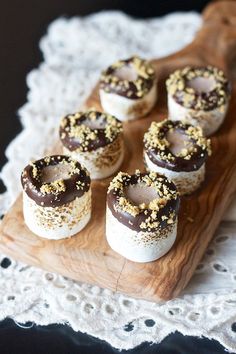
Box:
0 318 230 354
0 1 232 353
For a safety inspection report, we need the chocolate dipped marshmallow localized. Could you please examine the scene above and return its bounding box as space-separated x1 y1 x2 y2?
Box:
21 155 91 239
60 110 124 179
99 56 157 121
106 171 179 263
166 66 230 136
144 120 211 195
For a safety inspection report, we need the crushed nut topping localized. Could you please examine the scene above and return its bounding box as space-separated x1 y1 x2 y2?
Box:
166 66 229 111
100 56 155 99
21 155 91 207
40 179 66 195
144 120 211 163
108 171 178 230
60 109 122 152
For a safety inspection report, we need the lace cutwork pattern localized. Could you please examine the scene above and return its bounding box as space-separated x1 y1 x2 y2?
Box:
0 12 236 352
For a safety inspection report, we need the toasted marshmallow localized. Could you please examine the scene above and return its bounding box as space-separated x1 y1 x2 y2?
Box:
166 66 230 136
60 109 124 179
144 120 211 195
99 56 157 121
106 171 179 263
21 155 91 239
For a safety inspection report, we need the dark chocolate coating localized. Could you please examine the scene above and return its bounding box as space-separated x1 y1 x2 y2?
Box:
169 67 230 111
145 121 208 172
60 111 121 152
173 85 229 111
100 57 155 99
107 173 179 233
21 155 90 207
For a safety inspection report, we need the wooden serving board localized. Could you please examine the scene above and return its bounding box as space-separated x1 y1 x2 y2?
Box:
1 1 236 301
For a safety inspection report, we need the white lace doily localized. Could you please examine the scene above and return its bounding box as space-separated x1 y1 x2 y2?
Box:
1 11 236 352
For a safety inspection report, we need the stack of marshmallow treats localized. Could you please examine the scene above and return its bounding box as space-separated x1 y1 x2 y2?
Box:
21 56 230 262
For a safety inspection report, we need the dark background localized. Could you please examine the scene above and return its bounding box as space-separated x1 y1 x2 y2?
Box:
0 0 210 170
0 1 233 353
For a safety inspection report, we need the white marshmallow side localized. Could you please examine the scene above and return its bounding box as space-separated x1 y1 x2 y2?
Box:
144 152 205 195
23 190 91 239
99 82 157 122
63 136 124 180
168 94 229 136
106 208 177 263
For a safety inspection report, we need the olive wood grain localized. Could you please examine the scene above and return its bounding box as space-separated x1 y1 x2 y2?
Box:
0 0 236 301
